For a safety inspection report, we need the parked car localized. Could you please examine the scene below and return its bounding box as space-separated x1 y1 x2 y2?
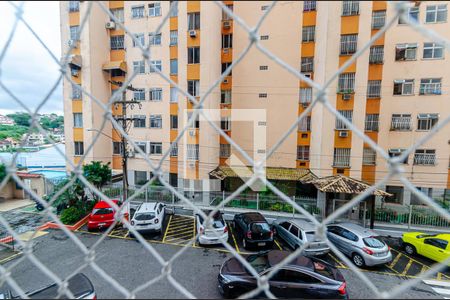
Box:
218 250 348 299
87 199 123 231
326 222 392 267
402 232 450 265
232 212 274 250
1 273 96 299
195 210 229 245
130 202 165 234
273 219 330 256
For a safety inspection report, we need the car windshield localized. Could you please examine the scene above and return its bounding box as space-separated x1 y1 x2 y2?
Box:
417 234 437 239
93 208 113 215
251 222 270 233
363 237 385 248
134 213 155 221
246 254 269 273
306 231 316 241
198 212 225 228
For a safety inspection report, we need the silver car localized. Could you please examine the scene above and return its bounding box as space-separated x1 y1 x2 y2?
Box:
273 219 330 256
326 222 392 267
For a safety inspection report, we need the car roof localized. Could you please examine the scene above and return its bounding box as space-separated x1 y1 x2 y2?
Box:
288 219 316 232
136 202 159 213
94 200 119 209
240 212 266 222
267 250 313 270
330 222 377 237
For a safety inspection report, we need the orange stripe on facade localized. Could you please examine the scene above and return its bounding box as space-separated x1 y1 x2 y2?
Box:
73 128 84 141
187 1 200 12
372 1 387 11
302 11 316 26
110 49 125 61
109 1 124 9
112 156 122 170
69 12 80 26
72 100 82 113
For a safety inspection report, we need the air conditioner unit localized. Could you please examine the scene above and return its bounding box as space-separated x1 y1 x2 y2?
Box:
188 161 196 168
223 78 229 84
223 21 231 28
189 30 197 37
302 103 309 108
303 72 312 79
68 39 76 47
338 130 349 138
342 94 352 100
223 48 229 54
189 129 196 136
128 150 135 158
105 21 116 29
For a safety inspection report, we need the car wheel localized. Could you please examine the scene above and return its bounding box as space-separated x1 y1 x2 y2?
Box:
352 253 365 267
404 243 416 256
242 238 247 249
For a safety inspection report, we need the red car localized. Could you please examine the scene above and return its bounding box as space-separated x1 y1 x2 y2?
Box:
87 200 124 231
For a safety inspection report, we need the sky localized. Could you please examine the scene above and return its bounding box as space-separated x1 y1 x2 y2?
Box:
0 1 62 115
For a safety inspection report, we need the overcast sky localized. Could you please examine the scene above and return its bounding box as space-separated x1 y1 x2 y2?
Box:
0 1 62 115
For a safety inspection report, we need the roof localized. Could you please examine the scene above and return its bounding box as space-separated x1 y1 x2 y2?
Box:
268 250 313 270
94 200 119 209
290 219 316 232
209 166 317 182
102 61 127 72
137 202 158 212
17 172 41 179
306 175 392 197
331 222 378 237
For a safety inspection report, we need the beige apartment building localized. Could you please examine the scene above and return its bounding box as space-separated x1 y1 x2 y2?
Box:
61 1 450 206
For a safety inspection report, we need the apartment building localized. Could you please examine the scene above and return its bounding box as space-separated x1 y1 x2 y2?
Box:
61 1 450 205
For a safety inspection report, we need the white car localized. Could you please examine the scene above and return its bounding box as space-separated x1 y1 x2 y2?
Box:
195 210 229 245
130 202 165 234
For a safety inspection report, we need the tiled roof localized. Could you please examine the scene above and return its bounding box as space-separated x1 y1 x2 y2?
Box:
305 175 392 197
17 172 42 179
209 166 317 182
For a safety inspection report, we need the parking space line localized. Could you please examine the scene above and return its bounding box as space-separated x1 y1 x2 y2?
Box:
166 231 193 239
401 260 414 276
167 223 193 231
192 218 196 247
228 223 240 254
328 253 346 269
166 227 193 235
162 215 173 243
389 252 402 268
274 240 282 251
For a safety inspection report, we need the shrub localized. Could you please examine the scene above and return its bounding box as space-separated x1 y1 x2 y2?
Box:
60 206 86 225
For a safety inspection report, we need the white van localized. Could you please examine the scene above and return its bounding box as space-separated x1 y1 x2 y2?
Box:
130 202 165 234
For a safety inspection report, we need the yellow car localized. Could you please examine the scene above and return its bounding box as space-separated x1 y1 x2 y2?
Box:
402 232 450 265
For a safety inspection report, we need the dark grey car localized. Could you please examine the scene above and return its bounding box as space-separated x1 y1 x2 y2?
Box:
273 219 330 256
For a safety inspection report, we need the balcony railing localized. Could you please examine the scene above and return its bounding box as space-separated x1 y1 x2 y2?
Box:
413 153 436 165
391 118 411 130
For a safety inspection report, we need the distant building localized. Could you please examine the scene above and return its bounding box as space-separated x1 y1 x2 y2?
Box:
26 133 46 146
0 140 12 151
0 115 15 126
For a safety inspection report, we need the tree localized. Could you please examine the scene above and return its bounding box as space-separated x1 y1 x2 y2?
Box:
7 112 31 127
0 164 6 183
83 161 112 192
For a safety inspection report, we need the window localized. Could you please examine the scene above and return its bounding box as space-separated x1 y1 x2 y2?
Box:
70 66 80 77
133 61 145 74
170 59 178 75
301 57 314 73
69 26 78 41
72 84 81 99
170 142 178 157
220 144 231 158
169 0 178 17
261 5 268 11
222 4 233 20
297 146 310 161
133 33 145 47
150 142 163 155
69 1 79 12
342 1 359 16
134 115 146 128
298 116 311 132
170 30 178 46
74 142 84 156
188 47 200 64
188 80 200 97
417 113 438 130
150 60 162 72
340 229 358 241
423 42 444 59
148 2 161 17
113 142 122 155
170 87 178 103
149 88 162 101
150 115 162 128
372 10 386 29
260 66 268 70
424 238 448 250
395 43 417 60
73 113 83 128
259 93 267 98
134 171 148 185
135 142 147 154
388 149 408 164
414 149 436 165
300 88 312 105
149 33 162 46
385 186 404 203
260 35 269 40
133 88 145 101
170 115 178 129
426 4 447 23
333 148 351 167
187 112 200 128
289 225 299 237
131 6 145 19
187 144 199 160
111 69 125 77
222 62 232 75
303 1 316 12
302 26 315 42
222 34 233 48
363 148 376 165
338 73 355 93
110 35 124 50
340 34 358 55
367 80 381 98
365 114 379 131
110 8 124 23
393 79 414 95
335 110 353 130
169 173 178 187
221 117 231 131
391 114 411 130
398 7 419 24
420 78 441 95
369 46 384 64
188 12 200 30
221 90 231 104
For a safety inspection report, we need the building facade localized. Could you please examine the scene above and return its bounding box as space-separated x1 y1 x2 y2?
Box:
61 1 450 205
